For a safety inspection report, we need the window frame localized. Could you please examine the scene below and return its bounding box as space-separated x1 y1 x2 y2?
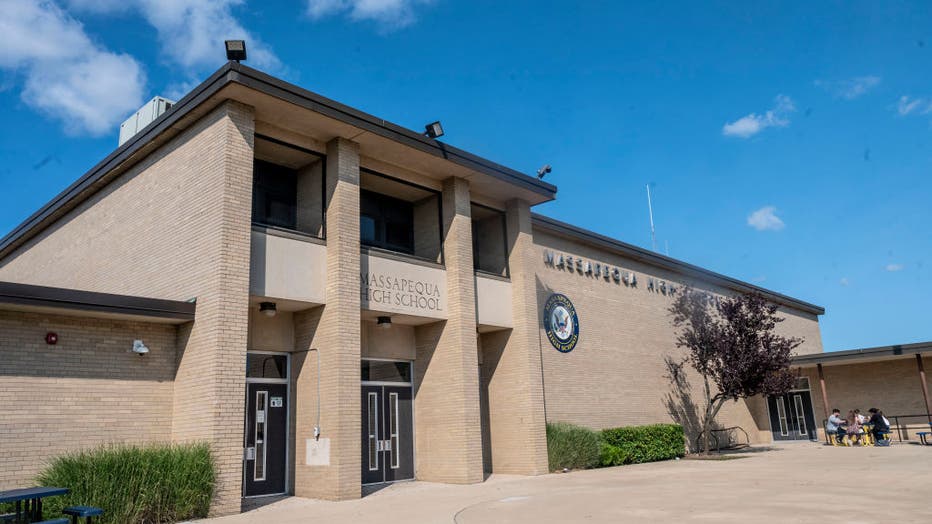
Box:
359 167 444 265
251 134 327 240
470 202 510 279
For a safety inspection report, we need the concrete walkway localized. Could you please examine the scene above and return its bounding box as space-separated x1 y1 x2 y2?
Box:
197 443 932 523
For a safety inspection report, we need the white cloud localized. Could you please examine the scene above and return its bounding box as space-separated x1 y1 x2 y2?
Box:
723 95 796 138
815 76 881 100
747 206 785 232
839 277 850 287
0 1 145 135
896 95 932 116
66 0 280 72
306 0 433 29
885 263 904 272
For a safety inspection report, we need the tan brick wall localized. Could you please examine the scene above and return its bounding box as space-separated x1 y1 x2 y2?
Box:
532 228 823 445
413 177 484 483
0 311 176 489
477 199 548 474
800 356 932 442
0 101 256 515
293 137 362 500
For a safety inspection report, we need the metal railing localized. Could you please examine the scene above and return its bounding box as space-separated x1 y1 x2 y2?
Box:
694 426 750 451
888 414 932 442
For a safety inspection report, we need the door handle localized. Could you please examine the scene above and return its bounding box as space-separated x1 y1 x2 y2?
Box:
383 440 392 452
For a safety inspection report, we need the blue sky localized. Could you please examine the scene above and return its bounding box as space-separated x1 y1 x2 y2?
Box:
1 1 930 351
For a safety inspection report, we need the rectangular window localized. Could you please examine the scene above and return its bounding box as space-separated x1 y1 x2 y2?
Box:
793 395 808 436
246 354 288 380
368 392 379 471
361 360 412 383
471 203 508 277
253 160 297 230
254 391 268 481
252 136 326 238
776 397 789 436
359 170 441 263
389 392 400 469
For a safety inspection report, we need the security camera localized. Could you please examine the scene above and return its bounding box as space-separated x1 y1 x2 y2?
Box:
131 340 149 356
537 164 552 179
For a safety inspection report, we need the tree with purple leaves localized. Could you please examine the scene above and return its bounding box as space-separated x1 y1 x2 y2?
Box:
669 288 803 454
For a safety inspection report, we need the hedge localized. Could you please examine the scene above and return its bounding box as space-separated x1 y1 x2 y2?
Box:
600 423 685 465
548 422 685 471
546 422 601 471
33 442 215 524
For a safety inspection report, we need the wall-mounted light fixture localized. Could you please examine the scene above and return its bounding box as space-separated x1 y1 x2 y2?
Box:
260 302 277 318
225 40 247 62
424 121 444 139
377 316 392 329
45 332 58 345
132 340 149 356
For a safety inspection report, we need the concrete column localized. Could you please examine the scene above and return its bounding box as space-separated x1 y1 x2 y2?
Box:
413 177 483 483
480 199 549 475
817 363 830 423
293 137 361 500
170 101 255 516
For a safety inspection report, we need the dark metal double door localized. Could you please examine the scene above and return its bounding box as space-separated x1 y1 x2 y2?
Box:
768 390 817 441
244 383 288 496
361 385 414 484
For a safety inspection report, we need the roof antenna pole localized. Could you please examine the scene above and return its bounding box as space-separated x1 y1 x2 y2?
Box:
646 183 657 252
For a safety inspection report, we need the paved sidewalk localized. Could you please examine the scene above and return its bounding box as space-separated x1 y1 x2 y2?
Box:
197 442 932 523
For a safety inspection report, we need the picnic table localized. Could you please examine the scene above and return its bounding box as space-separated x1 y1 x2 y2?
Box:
0 487 69 523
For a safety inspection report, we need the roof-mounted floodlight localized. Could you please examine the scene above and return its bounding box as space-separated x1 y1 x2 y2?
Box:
424 121 444 139
225 40 247 62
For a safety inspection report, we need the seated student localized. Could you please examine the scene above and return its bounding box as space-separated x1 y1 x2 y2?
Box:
868 408 891 445
854 409 867 425
826 408 846 443
845 410 862 444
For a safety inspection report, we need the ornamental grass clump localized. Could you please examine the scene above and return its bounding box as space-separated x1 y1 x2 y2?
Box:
546 422 601 471
36 442 215 524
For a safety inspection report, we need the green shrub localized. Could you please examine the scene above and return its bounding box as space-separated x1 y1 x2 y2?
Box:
600 423 685 464
35 442 215 524
598 441 631 467
546 422 600 471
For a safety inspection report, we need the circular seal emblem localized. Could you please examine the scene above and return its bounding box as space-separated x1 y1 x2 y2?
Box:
543 293 579 353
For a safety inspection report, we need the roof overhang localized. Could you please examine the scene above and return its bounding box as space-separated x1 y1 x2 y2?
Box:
532 213 825 316
0 62 556 261
0 281 196 324
792 341 932 368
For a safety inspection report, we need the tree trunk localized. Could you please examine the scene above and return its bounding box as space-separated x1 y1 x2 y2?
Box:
700 376 727 455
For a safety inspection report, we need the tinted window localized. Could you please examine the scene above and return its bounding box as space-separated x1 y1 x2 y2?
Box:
361 360 412 383
246 354 288 379
360 189 414 254
253 160 297 229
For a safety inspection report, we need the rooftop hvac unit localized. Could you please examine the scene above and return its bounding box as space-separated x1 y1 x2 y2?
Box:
118 96 175 146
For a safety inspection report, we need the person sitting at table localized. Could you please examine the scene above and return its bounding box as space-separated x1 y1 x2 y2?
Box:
826 408 846 443
868 408 891 445
854 409 867 425
845 410 862 444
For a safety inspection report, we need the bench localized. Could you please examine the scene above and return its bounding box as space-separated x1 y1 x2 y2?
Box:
63 506 104 523
918 432 931 445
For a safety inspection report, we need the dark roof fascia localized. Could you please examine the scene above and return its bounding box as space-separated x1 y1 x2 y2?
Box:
0 281 196 322
229 64 558 198
0 61 556 260
531 213 825 315
792 341 932 366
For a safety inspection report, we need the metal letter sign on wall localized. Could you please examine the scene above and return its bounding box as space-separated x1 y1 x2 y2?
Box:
543 293 580 353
